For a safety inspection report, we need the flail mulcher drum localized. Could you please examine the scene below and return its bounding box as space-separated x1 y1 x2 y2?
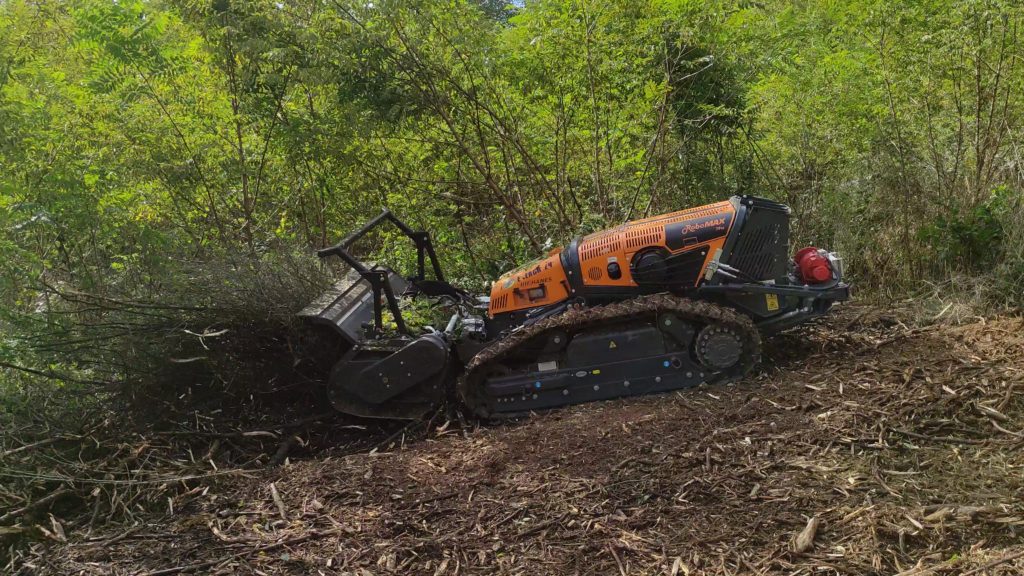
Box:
299 196 850 420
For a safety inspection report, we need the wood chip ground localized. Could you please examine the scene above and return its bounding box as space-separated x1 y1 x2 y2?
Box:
12 306 1024 575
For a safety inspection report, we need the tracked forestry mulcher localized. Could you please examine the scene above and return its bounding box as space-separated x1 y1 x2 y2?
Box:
300 196 849 420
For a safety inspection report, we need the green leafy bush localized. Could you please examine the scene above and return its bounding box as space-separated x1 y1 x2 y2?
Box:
919 187 1012 273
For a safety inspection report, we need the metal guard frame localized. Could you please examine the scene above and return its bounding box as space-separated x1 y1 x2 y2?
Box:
316 210 445 337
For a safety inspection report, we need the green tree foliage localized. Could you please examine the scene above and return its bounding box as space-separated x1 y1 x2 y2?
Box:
743 0 1024 290
1 0 1023 395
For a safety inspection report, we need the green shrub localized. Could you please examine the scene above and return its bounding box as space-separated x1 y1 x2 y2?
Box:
919 187 1013 274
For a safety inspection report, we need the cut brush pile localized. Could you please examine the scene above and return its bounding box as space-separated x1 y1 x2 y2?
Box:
9 305 1024 575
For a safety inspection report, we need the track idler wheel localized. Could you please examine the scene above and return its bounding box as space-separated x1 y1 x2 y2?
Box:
695 324 745 371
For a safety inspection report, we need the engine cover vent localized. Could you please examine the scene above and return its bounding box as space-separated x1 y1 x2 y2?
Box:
579 234 622 262
625 227 664 249
727 203 789 280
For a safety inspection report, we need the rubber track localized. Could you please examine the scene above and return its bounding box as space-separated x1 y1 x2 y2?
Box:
458 294 762 417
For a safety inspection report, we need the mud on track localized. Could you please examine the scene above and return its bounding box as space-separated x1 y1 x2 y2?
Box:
20 306 1024 575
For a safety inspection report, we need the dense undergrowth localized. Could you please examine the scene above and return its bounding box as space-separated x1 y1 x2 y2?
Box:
2 0 1024 567
2 0 1023 394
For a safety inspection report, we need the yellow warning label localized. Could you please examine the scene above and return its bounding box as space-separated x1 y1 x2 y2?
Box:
592 369 601 375
765 293 780 311
608 340 617 349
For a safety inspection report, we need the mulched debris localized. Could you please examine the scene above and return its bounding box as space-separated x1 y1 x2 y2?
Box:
13 305 1024 575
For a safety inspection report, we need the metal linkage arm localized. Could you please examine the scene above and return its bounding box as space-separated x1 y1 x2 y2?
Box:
365 269 407 336
316 210 445 283
316 210 448 337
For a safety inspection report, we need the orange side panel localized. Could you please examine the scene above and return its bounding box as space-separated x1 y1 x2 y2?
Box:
488 199 738 317
488 252 571 316
577 200 736 287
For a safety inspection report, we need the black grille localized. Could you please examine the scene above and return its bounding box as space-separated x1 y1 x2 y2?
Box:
727 204 789 280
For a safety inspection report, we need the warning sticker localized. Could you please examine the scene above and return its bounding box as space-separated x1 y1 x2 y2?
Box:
608 340 617 349
765 293 780 311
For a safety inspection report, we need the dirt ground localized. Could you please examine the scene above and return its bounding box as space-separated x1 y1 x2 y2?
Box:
13 305 1024 575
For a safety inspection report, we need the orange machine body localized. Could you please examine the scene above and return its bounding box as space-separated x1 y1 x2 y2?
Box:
489 199 737 317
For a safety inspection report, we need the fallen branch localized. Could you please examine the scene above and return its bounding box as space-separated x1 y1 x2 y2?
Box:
269 435 299 467
891 428 990 445
991 421 1023 438
0 360 107 386
609 544 627 576
85 525 143 547
269 483 288 522
961 549 1024 576
893 555 962 576
792 516 820 553
1 437 64 458
974 403 1009 423
139 529 340 576
0 488 73 524
513 514 566 540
